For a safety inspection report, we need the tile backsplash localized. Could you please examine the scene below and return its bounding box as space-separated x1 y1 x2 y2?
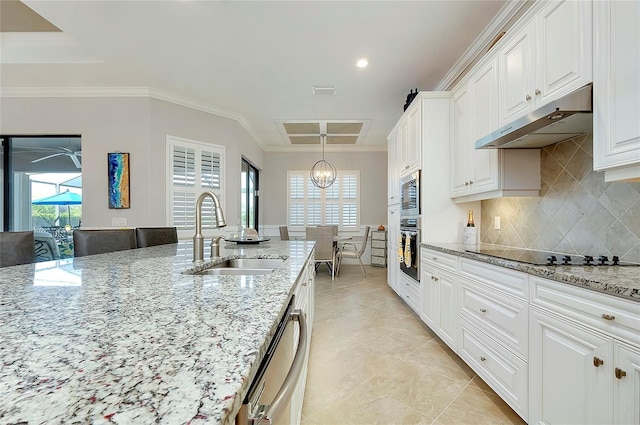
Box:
481 133 640 263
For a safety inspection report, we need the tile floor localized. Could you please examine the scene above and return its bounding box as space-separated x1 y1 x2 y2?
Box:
301 265 526 425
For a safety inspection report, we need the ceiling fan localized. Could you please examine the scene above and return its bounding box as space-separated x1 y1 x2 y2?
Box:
31 147 82 168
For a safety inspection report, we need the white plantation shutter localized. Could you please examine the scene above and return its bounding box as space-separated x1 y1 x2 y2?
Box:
200 150 221 189
287 170 359 230
168 136 225 234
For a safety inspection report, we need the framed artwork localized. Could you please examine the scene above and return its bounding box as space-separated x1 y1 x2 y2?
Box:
107 152 130 209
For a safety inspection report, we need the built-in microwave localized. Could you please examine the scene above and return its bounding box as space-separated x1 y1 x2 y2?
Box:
400 170 420 217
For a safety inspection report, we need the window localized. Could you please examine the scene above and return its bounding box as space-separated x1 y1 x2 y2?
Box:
167 136 224 237
287 170 359 231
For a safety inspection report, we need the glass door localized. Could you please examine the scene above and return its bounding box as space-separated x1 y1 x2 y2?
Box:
241 158 259 231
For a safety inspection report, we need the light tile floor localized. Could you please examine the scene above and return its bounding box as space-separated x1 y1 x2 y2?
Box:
301 265 527 425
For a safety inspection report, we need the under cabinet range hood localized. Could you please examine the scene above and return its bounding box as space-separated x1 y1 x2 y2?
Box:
475 83 593 149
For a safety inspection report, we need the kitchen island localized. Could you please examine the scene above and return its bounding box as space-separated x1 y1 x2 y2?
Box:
0 240 315 425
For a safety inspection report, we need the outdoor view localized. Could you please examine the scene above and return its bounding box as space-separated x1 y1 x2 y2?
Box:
31 172 82 258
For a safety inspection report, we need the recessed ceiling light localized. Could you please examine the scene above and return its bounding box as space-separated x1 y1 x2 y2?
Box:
356 58 369 68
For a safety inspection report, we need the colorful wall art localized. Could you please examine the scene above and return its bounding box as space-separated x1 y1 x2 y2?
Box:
107 152 130 209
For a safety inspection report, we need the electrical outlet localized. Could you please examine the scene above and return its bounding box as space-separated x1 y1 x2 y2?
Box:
112 217 127 227
494 216 501 230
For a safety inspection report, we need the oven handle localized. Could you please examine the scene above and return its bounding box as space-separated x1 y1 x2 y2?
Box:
251 309 308 425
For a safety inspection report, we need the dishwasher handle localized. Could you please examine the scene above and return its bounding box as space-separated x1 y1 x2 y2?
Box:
252 309 308 425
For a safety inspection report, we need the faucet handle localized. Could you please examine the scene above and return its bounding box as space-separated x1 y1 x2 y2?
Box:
210 235 225 258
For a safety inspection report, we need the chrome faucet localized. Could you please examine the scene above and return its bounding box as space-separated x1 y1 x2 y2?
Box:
193 191 227 263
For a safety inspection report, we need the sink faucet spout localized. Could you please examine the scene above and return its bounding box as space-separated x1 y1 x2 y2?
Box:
194 191 227 263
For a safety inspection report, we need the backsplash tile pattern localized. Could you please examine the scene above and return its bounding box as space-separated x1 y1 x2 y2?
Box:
481 133 640 263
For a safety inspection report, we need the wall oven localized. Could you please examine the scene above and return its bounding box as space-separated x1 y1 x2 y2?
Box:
399 217 420 282
400 170 420 217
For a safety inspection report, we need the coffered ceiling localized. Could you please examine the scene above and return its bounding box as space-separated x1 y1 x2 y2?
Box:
0 1 524 152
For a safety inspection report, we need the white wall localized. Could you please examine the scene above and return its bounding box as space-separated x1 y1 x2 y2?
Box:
261 151 388 229
0 96 264 230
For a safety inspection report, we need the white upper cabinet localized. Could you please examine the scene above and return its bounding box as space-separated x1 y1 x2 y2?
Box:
400 101 422 177
593 0 640 182
498 0 592 127
451 56 540 202
498 21 535 124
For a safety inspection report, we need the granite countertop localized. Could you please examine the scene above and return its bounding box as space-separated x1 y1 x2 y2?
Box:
0 240 315 425
423 243 640 302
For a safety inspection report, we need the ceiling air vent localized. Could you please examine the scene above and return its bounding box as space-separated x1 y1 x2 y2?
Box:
312 85 337 95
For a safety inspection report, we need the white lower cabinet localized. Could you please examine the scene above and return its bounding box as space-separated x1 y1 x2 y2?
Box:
614 342 640 424
529 276 640 425
456 258 529 420
529 307 612 425
290 254 315 425
421 249 458 351
397 273 420 315
458 318 528 419
397 249 640 425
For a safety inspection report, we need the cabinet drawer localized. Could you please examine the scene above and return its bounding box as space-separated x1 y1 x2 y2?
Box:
531 276 640 346
460 258 528 300
372 231 387 241
371 248 386 257
372 240 386 249
458 318 528 420
399 275 421 314
423 248 458 273
459 277 528 359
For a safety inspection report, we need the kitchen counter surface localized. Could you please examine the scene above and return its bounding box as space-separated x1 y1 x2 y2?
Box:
0 240 315 425
423 243 640 302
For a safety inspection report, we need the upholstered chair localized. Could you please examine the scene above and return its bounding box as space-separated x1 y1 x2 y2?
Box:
135 227 178 248
73 229 137 257
0 231 36 267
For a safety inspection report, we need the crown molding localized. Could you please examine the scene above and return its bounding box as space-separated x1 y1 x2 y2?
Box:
0 86 267 149
435 0 529 91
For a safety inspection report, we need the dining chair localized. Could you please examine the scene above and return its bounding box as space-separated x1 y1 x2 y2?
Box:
34 231 61 262
336 226 370 277
306 226 336 281
279 226 290 241
135 227 178 248
73 229 137 257
0 231 36 267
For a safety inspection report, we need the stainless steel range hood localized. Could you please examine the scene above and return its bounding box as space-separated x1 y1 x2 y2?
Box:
475 83 593 149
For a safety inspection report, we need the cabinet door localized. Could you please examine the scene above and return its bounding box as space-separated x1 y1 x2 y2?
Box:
397 119 409 176
404 103 421 175
593 0 640 180
499 21 534 126
535 0 592 105
529 308 612 425
420 262 457 351
613 342 640 425
387 204 400 291
420 261 438 329
469 58 499 194
450 82 472 197
387 131 400 205
436 268 458 350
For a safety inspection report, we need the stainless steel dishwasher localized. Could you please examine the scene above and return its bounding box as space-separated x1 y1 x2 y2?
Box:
236 296 308 425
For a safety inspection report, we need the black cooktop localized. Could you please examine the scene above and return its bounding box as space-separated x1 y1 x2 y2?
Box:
465 247 639 266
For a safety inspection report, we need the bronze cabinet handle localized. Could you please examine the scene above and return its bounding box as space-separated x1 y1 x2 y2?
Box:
601 314 615 321
593 357 604 367
615 368 627 379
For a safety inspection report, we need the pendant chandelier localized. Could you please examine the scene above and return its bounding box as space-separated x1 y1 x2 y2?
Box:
310 133 337 189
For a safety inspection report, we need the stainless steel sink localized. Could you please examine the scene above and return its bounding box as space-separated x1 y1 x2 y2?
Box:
194 258 285 276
